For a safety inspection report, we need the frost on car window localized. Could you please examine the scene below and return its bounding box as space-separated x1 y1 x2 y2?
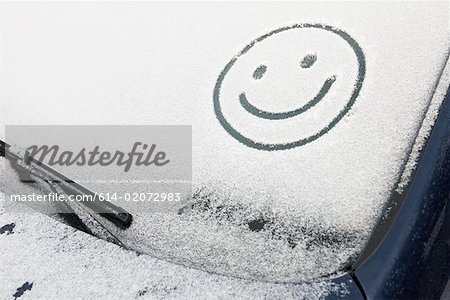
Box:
1 1 449 283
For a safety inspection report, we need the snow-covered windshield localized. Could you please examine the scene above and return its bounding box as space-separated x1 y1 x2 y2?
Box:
1 1 449 282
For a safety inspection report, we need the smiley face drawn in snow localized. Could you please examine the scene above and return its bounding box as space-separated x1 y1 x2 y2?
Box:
213 24 366 151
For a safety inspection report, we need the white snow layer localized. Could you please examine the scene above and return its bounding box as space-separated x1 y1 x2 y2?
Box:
1 0 449 287
0 195 349 300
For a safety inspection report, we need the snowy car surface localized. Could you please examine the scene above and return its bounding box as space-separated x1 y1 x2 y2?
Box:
1 1 449 299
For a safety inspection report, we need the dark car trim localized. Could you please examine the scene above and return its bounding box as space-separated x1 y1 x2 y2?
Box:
350 83 450 299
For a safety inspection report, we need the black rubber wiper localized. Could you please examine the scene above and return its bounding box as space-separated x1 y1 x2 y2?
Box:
0 139 133 230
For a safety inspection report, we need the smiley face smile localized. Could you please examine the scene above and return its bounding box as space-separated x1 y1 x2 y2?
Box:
239 75 337 120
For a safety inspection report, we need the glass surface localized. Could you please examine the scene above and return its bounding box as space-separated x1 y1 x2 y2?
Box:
1 1 449 282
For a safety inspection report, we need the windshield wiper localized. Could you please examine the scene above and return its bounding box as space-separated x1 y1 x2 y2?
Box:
0 139 133 232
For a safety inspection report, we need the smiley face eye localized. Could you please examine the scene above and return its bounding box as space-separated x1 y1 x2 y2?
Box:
300 54 317 68
252 65 267 80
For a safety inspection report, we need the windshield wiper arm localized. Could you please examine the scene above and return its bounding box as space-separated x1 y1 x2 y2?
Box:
0 139 133 230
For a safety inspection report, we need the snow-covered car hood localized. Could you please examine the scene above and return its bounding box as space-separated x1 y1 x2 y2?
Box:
1 0 449 287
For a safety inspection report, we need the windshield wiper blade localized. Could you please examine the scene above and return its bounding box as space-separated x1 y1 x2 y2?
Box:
0 139 133 230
